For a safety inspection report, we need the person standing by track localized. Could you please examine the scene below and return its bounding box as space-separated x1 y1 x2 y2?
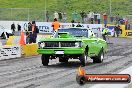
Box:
51 18 60 38
102 26 109 41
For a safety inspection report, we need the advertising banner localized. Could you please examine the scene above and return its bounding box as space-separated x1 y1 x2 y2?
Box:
0 45 21 60
0 21 102 34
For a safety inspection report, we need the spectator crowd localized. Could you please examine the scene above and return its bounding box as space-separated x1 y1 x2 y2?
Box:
9 10 131 43
45 10 130 27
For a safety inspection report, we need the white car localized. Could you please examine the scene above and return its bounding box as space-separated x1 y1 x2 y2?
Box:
107 26 115 36
0 25 13 38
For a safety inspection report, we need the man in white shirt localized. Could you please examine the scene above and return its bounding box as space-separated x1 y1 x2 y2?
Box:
54 11 59 19
89 11 94 24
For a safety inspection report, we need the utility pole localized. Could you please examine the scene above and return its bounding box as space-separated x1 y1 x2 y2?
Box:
28 8 29 21
45 0 47 22
110 0 112 15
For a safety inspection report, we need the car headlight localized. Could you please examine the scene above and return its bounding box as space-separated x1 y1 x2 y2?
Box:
75 42 82 47
39 42 45 48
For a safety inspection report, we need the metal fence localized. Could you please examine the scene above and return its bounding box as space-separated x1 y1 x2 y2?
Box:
0 8 132 26
0 8 78 22
0 8 48 22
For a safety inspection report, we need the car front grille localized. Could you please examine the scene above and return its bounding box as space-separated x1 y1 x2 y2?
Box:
44 42 75 47
45 42 59 47
61 42 75 47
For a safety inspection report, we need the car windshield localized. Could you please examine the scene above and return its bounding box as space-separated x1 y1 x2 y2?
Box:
58 28 88 37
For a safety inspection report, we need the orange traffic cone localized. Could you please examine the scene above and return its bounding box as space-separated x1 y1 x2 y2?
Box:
19 31 26 45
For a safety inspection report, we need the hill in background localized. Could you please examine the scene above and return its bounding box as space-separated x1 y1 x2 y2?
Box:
0 0 132 22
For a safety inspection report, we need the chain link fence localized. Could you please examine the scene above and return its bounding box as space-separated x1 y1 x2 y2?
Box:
0 8 132 27
0 8 79 22
0 8 54 22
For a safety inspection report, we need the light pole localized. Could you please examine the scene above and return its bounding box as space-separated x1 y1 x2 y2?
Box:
45 0 47 22
28 8 29 21
27 0 30 21
110 0 112 15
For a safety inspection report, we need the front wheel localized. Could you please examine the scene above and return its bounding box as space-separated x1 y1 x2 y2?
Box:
41 54 49 66
79 52 88 66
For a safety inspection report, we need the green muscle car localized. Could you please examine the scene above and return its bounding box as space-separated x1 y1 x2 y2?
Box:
37 27 107 66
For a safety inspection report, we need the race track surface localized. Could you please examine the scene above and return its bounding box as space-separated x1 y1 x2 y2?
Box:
0 37 132 88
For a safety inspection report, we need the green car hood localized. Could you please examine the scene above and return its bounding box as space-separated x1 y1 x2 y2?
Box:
39 38 83 42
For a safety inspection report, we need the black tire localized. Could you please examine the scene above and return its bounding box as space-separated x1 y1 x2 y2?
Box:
91 57 98 63
80 52 88 66
41 54 49 66
96 49 104 63
59 58 68 63
92 49 104 63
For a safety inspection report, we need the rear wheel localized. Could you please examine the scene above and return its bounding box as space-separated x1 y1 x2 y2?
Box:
92 49 104 63
41 54 49 66
92 57 97 63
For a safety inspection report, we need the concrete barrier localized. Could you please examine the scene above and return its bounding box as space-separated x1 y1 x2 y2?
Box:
21 43 38 57
122 30 132 38
119 25 132 38
6 36 39 57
